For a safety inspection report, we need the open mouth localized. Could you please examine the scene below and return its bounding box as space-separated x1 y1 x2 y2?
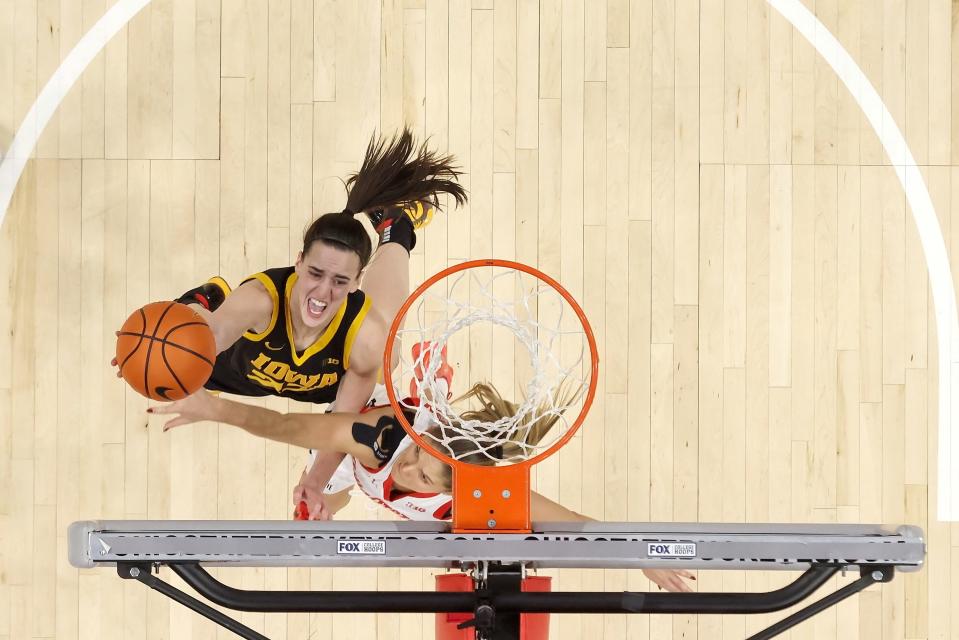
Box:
306 297 328 318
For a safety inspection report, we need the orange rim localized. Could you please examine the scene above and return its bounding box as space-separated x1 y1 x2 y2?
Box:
383 259 599 471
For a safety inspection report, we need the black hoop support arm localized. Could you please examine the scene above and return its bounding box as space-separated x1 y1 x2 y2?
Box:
169 563 843 614
119 562 893 640
169 562 478 612
119 564 269 640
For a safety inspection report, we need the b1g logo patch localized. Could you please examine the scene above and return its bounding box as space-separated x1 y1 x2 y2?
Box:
337 540 386 555
647 543 696 558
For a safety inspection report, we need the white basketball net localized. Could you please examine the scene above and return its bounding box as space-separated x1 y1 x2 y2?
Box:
390 264 594 466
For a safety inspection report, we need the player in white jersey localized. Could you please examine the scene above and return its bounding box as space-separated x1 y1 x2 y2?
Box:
320 387 453 521
328 418 454 521
151 383 697 593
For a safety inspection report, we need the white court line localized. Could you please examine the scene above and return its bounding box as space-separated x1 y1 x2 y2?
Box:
768 0 959 521
0 0 955 520
0 0 150 219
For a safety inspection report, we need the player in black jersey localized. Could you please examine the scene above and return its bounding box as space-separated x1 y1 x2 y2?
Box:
120 128 467 517
194 265 373 405
172 129 464 411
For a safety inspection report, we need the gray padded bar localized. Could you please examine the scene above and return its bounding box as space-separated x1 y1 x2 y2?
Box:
69 520 925 572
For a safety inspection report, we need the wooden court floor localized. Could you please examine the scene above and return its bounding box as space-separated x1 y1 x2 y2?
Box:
1 0 957 638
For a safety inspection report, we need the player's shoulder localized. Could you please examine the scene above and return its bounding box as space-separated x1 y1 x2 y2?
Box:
210 277 277 339
233 274 278 309
346 309 389 373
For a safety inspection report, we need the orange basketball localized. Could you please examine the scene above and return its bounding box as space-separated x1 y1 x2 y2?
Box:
115 301 216 401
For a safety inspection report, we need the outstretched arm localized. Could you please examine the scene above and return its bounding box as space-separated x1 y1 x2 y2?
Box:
529 491 695 593
110 279 274 377
150 389 386 468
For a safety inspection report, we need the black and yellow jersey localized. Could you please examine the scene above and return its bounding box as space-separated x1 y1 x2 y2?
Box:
205 267 371 404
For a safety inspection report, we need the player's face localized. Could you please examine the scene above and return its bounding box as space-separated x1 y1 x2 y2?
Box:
391 444 450 494
293 243 362 329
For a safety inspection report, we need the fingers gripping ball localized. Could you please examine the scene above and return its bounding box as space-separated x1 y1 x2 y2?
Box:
116 301 216 401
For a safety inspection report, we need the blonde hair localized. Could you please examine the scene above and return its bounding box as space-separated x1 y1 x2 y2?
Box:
424 380 583 489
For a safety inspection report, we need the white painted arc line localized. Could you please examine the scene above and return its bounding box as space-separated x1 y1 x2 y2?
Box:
768 0 958 521
0 0 954 521
0 0 151 223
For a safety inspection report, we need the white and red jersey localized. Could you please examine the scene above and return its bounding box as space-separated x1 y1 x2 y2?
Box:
321 387 453 521
345 436 453 521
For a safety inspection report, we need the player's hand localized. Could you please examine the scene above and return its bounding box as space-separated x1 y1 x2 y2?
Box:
148 389 219 431
110 332 122 377
292 483 332 521
642 568 696 593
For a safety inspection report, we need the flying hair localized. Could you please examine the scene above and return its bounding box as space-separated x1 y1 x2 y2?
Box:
343 126 468 215
423 380 585 490
301 127 468 270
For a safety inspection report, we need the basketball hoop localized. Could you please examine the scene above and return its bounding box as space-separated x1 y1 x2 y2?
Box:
383 259 599 533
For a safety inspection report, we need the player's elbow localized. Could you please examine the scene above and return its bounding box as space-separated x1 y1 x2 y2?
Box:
208 318 234 355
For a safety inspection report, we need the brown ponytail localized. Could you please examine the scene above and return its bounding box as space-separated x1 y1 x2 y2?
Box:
343 127 467 215
301 127 467 269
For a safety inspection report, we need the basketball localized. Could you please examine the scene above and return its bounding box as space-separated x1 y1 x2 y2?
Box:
115 301 217 401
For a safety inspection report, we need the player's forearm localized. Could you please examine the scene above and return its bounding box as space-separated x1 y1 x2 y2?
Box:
210 396 310 446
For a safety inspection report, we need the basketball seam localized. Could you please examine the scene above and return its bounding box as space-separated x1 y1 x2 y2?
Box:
144 302 177 399
116 330 215 367
117 307 148 374
160 321 216 366
160 341 189 396
159 318 214 396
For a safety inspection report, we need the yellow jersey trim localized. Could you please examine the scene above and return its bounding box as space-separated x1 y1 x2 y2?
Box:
242 273 280 342
342 294 371 370
284 273 348 367
207 275 233 296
